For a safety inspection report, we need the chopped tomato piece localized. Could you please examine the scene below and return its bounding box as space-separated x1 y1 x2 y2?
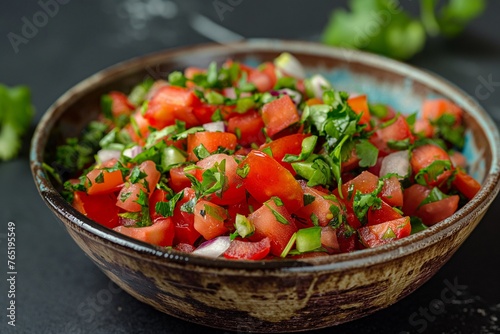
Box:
86 159 124 195
116 160 160 212
187 132 237 161
248 198 298 257
367 200 403 226
413 118 434 138
227 110 266 146
422 99 463 124
321 226 340 253
452 169 481 200
172 187 200 245
169 166 195 192
194 200 228 240
347 95 371 129
195 154 245 205
359 217 411 248
107 91 135 117
261 95 300 137
113 217 174 247
144 85 201 129
370 115 413 155
72 191 120 229
410 144 453 186
259 133 309 174
239 150 304 211
294 183 343 227
416 195 460 226
223 237 271 260
380 176 403 207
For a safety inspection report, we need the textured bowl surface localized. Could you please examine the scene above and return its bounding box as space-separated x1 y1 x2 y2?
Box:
30 40 500 332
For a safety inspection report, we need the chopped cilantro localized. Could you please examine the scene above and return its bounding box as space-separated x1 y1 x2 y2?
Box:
355 139 378 167
414 160 452 186
303 194 316 206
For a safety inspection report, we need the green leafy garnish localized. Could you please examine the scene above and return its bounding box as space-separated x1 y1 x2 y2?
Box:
414 160 452 186
355 139 378 168
322 0 485 60
353 179 384 223
0 85 34 161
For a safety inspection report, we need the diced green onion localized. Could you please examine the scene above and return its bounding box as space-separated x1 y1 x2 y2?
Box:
234 214 255 238
280 232 297 258
296 227 322 253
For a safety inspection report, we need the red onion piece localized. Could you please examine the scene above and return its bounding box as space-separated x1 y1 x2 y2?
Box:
379 150 411 178
192 236 231 258
202 121 225 132
97 149 121 163
276 88 302 105
123 145 142 159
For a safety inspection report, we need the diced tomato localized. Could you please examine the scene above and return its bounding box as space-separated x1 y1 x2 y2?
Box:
223 237 271 260
184 67 205 80
305 97 323 106
239 150 304 211
450 151 467 169
321 226 340 253
359 217 411 248
380 176 403 207
186 132 237 161
416 195 460 226
86 159 124 195
107 91 135 117
169 166 195 192
410 144 453 186
72 191 120 229
367 200 403 226
126 110 151 145
195 154 245 205
192 104 218 124
261 95 300 137
402 184 431 217
413 118 434 138
336 171 380 201
249 62 276 93
370 115 413 155
248 198 298 256
116 160 161 212
193 200 228 240
294 183 343 227
347 95 371 129
172 187 200 245
144 86 201 129
341 148 361 172
452 169 481 200
113 217 174 247
227 110 266 146
422 99 463 124
149 188 169 219
334 171 380 229
336 223 358 253
259 133 309 174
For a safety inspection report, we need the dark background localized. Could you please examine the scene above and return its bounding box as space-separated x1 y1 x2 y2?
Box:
1 1 500 333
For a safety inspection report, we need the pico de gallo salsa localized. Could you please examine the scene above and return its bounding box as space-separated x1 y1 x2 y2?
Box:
51 53 481 260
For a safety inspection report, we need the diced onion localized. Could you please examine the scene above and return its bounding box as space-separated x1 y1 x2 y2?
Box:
308 74 332 99
379 150 411 178
123 145 142 159
192 236 231 258
97 149 121 163
202 121 225 132
274 52 306 79
276 89 302 105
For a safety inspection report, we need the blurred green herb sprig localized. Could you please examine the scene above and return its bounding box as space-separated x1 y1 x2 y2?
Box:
322 0 486 60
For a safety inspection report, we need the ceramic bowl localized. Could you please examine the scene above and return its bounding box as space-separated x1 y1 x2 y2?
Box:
31 40 500 332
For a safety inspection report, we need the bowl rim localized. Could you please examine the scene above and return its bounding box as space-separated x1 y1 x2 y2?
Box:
30 39 500 271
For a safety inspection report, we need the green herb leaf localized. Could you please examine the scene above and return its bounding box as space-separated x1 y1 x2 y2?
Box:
414 160 452 186
355 139 378 167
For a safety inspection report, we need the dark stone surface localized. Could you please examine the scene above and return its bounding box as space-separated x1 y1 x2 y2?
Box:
1 1 499 333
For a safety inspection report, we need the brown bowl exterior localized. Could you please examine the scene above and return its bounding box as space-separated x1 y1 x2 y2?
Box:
31 40 500 332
